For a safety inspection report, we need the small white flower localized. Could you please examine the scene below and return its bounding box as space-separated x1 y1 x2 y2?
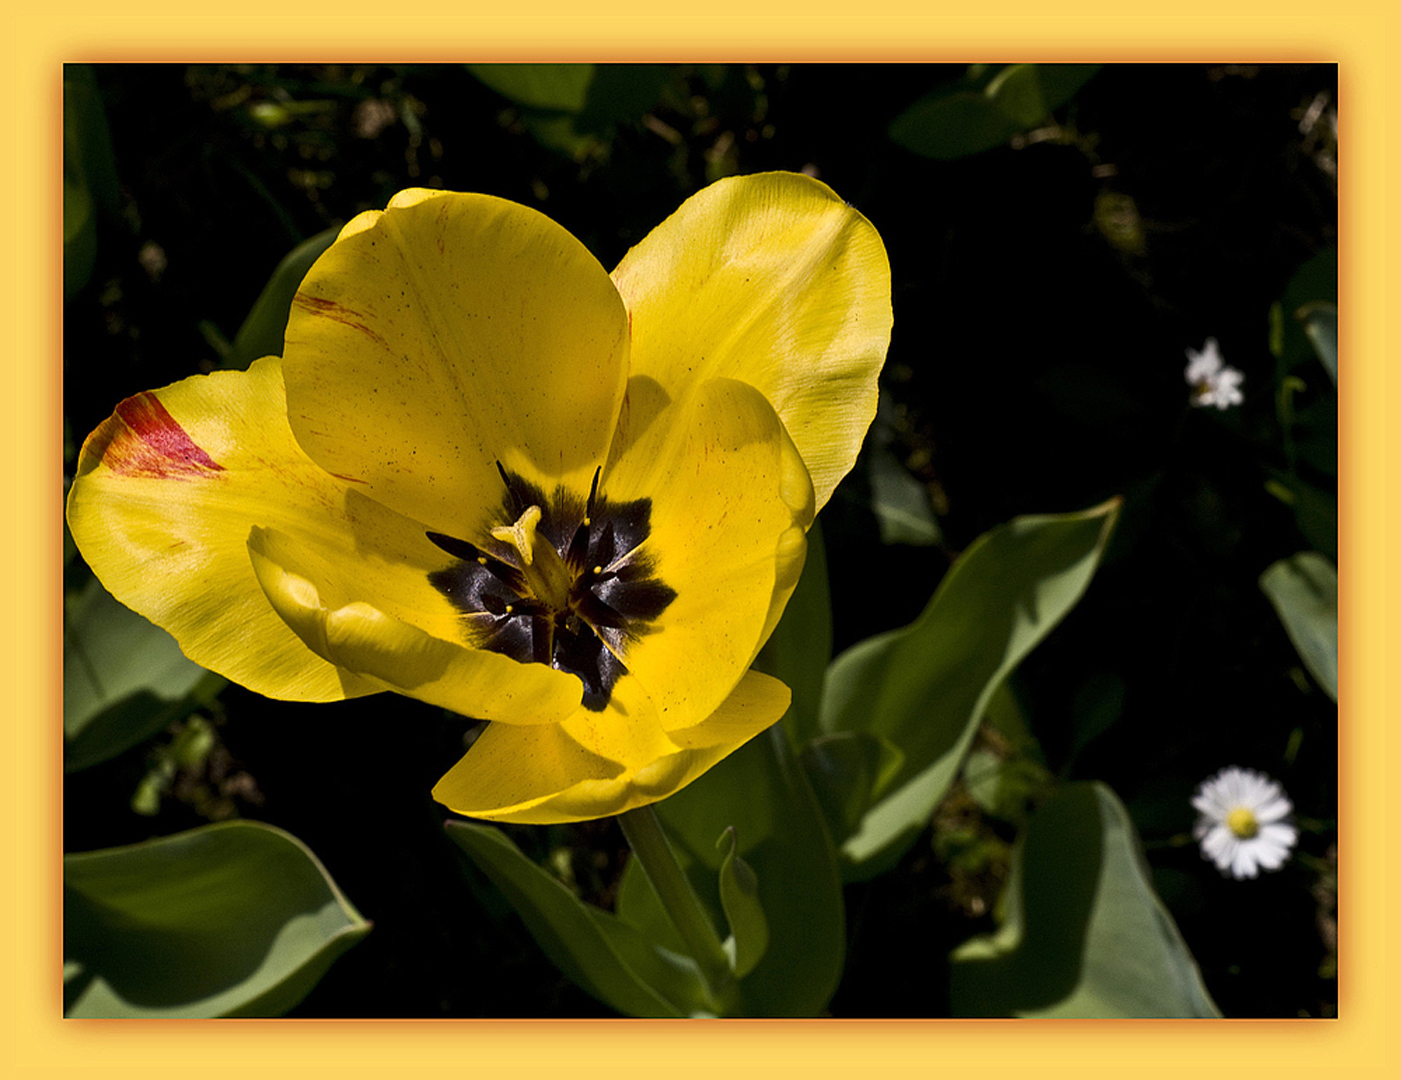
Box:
1192 766 1298 879
1185 337 1245 410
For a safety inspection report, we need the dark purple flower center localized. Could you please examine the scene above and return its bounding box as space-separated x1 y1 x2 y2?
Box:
427 466 675 711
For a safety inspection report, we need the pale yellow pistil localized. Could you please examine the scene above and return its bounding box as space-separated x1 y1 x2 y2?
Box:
1226 806 1259 839
490 505 573 612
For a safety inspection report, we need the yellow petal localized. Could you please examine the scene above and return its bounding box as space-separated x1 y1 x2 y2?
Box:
282 189 630 540
611 171 892 512
66 358 376 702
602 377 814 730
247 528 581 723
433 670 790 824
66 355 567 716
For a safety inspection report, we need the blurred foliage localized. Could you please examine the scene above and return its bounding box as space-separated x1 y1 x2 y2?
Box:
65 821 369 1017
889 64 1100 160
949 783 1219 1017
63 62 1337 1018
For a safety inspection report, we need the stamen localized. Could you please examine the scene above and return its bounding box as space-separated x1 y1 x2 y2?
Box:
427 531 482 562
428 464 675 712
496 459 525 514
585 465 601 526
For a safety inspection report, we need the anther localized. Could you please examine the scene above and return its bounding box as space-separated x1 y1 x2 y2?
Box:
585 466 602 525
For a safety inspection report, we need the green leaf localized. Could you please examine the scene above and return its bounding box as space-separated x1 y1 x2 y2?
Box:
445 821 709 1017
868 447 940 545
1260 552 1338 701
618 727 845 1016
1036 64 1101 112
889 64 1098 160
766 521 832 748
986 64 1047 127
520 111 603 161
889 86 1021 160
1265 471 1337 559
64 821 370 1017
64 576 220 772
575 65 674 135
1297 300 1338 385
63 175 97 300
1065 669 1126 770
1275 248 1338 374
467 63 596 112
63 65 121 217
63 65 121 299
715 827 769 978
949 782 1220 1017
961 748 1051 825
820 498 1121 880
800 730 905 844
229 226 340 369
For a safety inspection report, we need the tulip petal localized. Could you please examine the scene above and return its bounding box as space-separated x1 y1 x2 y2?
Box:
603 377 814 730
66 358 378 702
247 528 581 723
433 670 790 824
282 188 631 540
611 171 891 511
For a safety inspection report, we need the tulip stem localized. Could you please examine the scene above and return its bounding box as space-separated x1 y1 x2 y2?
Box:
617 804 734 1010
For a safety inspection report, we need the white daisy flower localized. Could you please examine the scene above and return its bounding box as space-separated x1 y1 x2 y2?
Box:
1185 337 1245 410
1192 766 1298 879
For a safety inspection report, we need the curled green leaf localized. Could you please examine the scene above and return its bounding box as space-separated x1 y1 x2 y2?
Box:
65 821 369 1018
715 827 769 978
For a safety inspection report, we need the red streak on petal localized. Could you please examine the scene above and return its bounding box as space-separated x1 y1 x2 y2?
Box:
293 294 389 349
93 393 226 480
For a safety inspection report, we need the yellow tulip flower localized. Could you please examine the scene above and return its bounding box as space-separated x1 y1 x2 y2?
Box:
66 172 891 824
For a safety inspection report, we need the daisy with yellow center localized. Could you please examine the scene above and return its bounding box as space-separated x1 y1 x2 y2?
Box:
1192 766 1297 879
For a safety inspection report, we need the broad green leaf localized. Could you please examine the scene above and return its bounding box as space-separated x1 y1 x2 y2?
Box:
715 827 769 978
766 521 832 747
63 66 120 217
230 226 340 369
986 64 1046 127
890 64 1099 160
467 63 595 112
617 726 845 1016
64 821 369 1017
800 730 905 844
889 88 1020 160
1260 552 1338 701
821 499 1121 880
521 111 602 161
64 66 120 299
64 576 220 772
1297 301 1338 385
445 821 709 1017
949 782 1220 1017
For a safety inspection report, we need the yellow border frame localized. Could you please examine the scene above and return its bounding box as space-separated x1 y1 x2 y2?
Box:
10 4 1390 1075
